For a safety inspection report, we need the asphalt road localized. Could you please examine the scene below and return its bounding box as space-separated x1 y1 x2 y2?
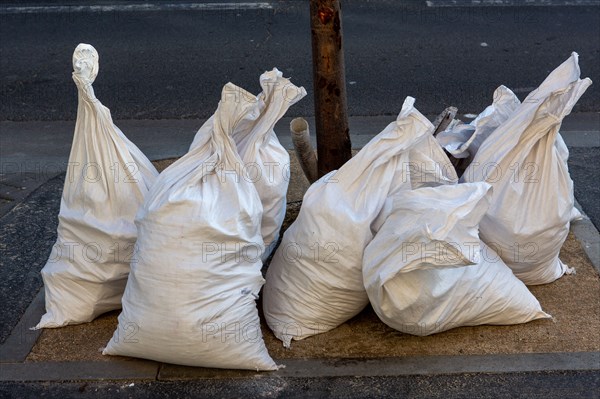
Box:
0 0 599 121
0 174 61 344
1 371 599 398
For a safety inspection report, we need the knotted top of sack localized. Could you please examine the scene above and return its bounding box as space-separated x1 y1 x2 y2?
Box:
72 43 99 88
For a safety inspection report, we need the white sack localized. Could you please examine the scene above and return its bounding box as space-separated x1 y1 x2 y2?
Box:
555 133 583 222
437 85 520 163
438 84 581 222
437 85 576 180
35 44 158 329
462 52 592 285
190 69 306 262
263 97 457 347
103 83 276 371
363 183 550 336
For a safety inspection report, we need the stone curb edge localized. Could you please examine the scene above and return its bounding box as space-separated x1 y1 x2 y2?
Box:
572 200 600 275
1 352 598 383
0 289 44 363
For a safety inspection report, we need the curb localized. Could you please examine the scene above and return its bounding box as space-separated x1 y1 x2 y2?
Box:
1 352 598 383
0 360 159 382
0 290 44 363
572 200 600 275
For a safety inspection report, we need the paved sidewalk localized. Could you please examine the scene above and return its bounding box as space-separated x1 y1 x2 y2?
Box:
0 113 599 396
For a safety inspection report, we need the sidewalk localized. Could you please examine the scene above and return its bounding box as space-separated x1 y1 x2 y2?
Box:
0 114 599 396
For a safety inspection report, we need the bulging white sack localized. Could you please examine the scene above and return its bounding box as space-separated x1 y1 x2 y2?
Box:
363 183 550 336
35 44 158 329
263 97 457 347
190 69 306 262
103 83 276 371
462 52 592 285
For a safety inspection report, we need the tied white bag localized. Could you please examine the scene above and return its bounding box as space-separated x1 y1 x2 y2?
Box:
363 183 550 336
263 97 457 347
436 85 521 163
35 44 158 329
190 69 307 262
462 52 592 285
437 84 581 221
103 83 276 371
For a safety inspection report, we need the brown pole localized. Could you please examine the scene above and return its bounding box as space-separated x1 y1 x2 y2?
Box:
310 0 352 177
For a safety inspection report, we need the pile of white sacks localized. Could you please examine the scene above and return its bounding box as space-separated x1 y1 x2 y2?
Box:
36 44 591 370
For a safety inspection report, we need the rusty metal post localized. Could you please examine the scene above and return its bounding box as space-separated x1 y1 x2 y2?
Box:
310 0 352 177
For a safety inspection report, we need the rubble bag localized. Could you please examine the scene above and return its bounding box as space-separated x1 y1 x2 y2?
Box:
263 97 457 347
103 82 276 370
363 183 551 336
35 44 158 329
462 52 592 285
436 85 521 164
436 86 582 220
190 69 306 262
438 83 582 221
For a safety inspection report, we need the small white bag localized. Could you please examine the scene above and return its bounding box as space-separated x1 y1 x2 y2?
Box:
462 52 592 285
437 85 520 164
103 82 276 371
363 183 550 336
36 44 158 329
190 69 306 261
263 97 457 347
